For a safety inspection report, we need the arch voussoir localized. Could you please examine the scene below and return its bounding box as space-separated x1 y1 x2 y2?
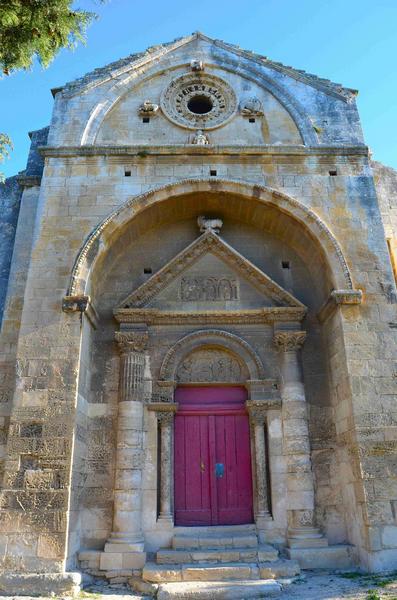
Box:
67 178 355 297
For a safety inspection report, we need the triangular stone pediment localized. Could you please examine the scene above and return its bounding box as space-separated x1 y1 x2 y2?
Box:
118 232 305 311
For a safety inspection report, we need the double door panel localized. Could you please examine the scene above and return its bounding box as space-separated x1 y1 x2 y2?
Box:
174 389 253 526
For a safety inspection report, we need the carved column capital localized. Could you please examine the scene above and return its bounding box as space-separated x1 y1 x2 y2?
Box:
115 331 149 353
273 331 306 352
156 411 175 425
248 405 267 425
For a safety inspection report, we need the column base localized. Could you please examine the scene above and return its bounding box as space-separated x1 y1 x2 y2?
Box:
255 511 273 530
287 527 329 548
106 532 144 552
100 547 146 571
157 514 174 528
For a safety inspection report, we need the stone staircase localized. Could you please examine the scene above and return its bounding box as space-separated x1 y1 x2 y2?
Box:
143 525 300 599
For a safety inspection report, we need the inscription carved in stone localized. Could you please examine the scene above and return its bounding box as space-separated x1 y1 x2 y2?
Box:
180 276 238 301
176 349 243 383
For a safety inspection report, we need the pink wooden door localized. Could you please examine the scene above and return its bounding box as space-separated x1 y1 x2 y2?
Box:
174 386 253 526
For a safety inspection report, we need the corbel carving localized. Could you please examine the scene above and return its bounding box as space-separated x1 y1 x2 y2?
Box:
273 331 306 352
62 294 98 328
317 289 363 323
138 100 159 115
62 295 90 313
240 97 264 117
190 59 204 71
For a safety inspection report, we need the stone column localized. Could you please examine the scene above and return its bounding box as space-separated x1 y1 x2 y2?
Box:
102 330 148 568
157 411 174 523
248 404 271 522
147 401 178 527
273 331 327 548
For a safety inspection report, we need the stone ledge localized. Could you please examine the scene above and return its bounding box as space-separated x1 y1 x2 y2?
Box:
0 572 82 596
38 144 369 158
286 544 355 570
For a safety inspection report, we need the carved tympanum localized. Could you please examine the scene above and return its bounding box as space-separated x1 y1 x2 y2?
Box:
176 349 243 383
180 276 238 302
273 331 306 352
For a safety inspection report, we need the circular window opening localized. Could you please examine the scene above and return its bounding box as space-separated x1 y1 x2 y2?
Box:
187 95 213 115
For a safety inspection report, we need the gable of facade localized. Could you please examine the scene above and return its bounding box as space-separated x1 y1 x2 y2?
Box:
0 32 397 595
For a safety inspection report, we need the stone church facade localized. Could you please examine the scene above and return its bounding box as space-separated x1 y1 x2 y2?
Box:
0 32 397 594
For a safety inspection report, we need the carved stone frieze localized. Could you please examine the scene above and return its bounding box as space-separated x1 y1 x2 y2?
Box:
273 331 306 352
115 331 149 353
176 349 243 383
115 307 307 325
160 72 237 130
180 276 238 302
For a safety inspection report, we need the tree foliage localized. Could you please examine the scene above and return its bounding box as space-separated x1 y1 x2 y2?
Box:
0 0 96 75
0 133 13 182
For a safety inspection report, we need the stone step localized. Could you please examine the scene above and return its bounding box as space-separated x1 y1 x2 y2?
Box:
259 559 301 579
172 531 258 550
157 580 282 599
174 524 257 535
286 544 355 570
157 544 279 565
143 562 261 582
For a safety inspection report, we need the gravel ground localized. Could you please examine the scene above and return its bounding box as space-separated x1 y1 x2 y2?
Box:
0 571 396 600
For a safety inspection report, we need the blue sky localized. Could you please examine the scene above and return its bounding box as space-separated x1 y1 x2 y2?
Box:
1 0 397 177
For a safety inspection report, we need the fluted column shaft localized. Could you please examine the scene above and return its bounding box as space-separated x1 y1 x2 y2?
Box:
107 331 148 552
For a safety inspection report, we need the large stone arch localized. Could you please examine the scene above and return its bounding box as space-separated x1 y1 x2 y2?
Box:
159 329 266 382
67 179 355 298
80 58 317 146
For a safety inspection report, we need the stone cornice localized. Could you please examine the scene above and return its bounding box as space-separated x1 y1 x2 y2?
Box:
16 175 42 188
39 144 369 158
114 307 306 325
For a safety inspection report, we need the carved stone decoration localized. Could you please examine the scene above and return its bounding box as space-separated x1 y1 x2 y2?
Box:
62 294 90 313
176 349 244 383
138 100 159 115
119 230 305 310
115 331 149 353
160 73 237 130
247 401 273 424
180 276 238 302
273 331 306 352
240 96 264 117
190 59 204 71
197 215 223 234
191 129 210 145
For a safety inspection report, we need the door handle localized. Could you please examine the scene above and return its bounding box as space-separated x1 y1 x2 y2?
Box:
200 460 205 472
215 463 224 478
